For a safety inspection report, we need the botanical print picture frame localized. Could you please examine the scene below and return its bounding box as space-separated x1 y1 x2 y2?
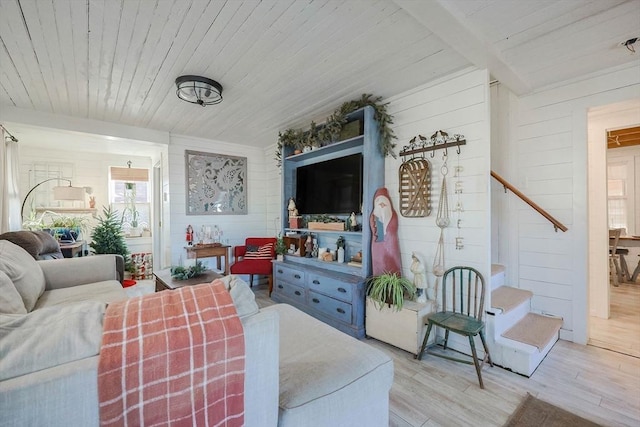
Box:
185 150 247 215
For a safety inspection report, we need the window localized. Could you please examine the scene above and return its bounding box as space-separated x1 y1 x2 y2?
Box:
607 162 628 231
109 165 150 233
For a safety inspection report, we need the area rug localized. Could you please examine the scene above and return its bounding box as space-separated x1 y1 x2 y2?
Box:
504 393 602 426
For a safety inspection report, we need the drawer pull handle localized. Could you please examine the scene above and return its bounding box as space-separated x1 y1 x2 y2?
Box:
336 308 345 314
338 287 347 293
278 285 283 289
277 269 283 274
294 290 301 296
312 298 320 303
312 279 320 285
294 274 301 279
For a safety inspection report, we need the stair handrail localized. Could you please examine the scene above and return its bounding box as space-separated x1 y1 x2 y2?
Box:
491 170 568 233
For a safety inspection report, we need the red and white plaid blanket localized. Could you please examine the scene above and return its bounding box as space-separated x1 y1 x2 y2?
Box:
98 279 245 427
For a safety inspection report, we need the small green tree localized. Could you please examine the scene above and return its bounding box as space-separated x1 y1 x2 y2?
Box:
90 206 132 271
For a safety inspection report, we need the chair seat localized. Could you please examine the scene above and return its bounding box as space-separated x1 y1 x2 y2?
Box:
427 311 484 336
229 259 273 275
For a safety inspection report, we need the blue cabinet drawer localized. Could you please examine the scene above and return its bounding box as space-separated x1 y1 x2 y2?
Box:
309 291 352 324
307 273 353 302
275 281 306 303
274 264 306 286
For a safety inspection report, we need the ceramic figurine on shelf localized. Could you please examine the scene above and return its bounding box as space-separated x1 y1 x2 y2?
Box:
349 212 357 231
305 235 313 257
186 225 194 246
89 196 96 208
336 235 346 263
287 197 299 217
410 252 427 303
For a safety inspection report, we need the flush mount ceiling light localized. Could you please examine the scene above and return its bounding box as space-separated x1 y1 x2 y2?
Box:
175 75 223 106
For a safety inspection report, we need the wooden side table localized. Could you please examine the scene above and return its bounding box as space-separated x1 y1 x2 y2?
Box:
184 244 231 275
154 268 222 292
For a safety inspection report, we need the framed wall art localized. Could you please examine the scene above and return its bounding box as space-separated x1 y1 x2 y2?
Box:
185 150 247 215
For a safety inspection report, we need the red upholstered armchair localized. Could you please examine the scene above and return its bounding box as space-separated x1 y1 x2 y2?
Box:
230 237 277 295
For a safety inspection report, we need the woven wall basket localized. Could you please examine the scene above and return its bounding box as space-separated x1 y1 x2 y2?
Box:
398 158 431 217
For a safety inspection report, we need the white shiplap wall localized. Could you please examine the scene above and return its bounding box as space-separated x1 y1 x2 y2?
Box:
493 61 640 344
385 68 492 292
167 134 270 268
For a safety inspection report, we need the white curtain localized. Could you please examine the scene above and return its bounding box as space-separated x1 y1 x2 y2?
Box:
1 128 21 232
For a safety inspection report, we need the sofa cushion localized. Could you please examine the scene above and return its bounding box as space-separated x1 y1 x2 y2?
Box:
0 301 106 381
217 275 260 319
34 280 127 310
0 271 27 314
265 304 393 410
0 241 46 311
0 230 63 260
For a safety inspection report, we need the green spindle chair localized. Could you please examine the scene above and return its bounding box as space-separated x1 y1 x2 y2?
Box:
416 266 493 388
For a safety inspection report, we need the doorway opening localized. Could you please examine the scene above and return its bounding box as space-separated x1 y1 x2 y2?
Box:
587 99 640 358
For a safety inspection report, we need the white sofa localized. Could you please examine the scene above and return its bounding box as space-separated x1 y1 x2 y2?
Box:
0 240 393 427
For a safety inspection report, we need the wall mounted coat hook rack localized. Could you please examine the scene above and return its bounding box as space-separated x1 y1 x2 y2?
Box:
399 130 466 158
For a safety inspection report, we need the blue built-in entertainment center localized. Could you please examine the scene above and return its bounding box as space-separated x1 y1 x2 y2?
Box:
272 106 384 338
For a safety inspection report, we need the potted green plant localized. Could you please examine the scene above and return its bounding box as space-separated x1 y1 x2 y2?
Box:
22 211 88 241
275 128 305 167
275 235 287 261
366 271 416 311
124 207 141 237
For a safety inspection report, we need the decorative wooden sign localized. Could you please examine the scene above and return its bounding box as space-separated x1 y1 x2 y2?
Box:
185 150 247 215
398 158 431 217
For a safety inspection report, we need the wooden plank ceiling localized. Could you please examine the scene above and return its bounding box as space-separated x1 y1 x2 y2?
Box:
0 0 638 148
608 126 640 149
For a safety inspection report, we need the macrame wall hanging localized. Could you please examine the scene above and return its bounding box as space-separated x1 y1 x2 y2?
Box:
432 152 449 306
398 135 431 217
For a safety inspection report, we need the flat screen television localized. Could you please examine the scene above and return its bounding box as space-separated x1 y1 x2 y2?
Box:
295 154 363 215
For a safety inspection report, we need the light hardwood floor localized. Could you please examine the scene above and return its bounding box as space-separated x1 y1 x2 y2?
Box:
254 284 640 427
589 282 640 358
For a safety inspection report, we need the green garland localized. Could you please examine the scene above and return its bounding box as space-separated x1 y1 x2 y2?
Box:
275 94 397 167
170 261 208 280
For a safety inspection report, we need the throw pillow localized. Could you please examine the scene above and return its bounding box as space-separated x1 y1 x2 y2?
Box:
0 271 27 314
0 241 46 311
216 275 260 319
0 301 106 381
244 242 273 260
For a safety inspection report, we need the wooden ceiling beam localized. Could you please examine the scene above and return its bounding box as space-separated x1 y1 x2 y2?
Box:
392 0 531 95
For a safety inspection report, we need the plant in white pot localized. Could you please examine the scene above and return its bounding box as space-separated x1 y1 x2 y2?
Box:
365 271 435 356
275 235 287 261
366 271 416 312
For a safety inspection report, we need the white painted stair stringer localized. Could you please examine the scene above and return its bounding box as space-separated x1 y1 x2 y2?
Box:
485 264 561 377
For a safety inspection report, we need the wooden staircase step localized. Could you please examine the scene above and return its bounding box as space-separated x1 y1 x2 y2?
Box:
501 313 563 351
491 286 532 314
491 264 505 276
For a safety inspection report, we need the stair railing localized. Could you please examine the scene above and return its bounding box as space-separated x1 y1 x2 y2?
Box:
491 171 568 233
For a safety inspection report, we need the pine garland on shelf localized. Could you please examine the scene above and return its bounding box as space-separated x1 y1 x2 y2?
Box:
275 94 397 167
